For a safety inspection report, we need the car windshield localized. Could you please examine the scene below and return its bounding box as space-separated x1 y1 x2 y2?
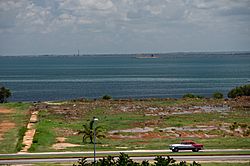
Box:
181 141 194 144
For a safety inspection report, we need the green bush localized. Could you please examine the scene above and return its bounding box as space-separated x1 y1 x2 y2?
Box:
0 86 11 103
228 84 250 98
183 93 203 99
73 153 201 166
212 92 223 99
102 95 112 100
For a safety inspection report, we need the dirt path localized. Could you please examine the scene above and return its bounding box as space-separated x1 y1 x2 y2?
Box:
19 111 38 153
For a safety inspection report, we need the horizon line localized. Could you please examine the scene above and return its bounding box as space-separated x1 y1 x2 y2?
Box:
1 50 250 57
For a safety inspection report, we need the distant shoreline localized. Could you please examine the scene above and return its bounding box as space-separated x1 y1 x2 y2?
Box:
1 51 250 57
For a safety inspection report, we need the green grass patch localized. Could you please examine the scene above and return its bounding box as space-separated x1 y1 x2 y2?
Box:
13 99 250 152
29 119 57 152
15 126 27 151
33 107 250 151
0 102 31 153
202 163 250 166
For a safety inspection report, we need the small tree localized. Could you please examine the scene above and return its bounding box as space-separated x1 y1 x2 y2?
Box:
0 86 11 103
73 154 201 166
183 93 195 98
102 95 112 100
212 92 223 99
183 93 203 99
79 118 105 144
154 156 176 166
228 84 250 98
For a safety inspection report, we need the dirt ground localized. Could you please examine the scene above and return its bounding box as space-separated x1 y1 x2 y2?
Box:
0 107 15 141
0 107 13 114
0 121 16 140
52 137 82 150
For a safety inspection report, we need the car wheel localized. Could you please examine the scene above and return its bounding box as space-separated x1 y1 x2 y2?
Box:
192 148 199 152
172 148 179 152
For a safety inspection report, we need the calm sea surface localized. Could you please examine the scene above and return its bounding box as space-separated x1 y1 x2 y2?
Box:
0 53 249 102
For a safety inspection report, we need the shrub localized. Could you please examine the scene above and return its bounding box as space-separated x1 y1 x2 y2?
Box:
228 84 250 98
183 93 203 99
183 93 196 98
213 92 223 99
195 95 204 99
0 86 11 103
72 153 201 166
102 95 112 100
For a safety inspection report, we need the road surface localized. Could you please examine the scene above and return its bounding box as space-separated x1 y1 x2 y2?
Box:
1 149 250 156
0 149 249 164
0 155 250 164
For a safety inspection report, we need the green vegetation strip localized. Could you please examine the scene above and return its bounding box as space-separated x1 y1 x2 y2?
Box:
0 102 31 153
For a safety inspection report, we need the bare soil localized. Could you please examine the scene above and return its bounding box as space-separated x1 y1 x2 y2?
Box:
0 121 15 140
52 137 82 150
52 143 83 150
0 107 13 114
0 107 15 140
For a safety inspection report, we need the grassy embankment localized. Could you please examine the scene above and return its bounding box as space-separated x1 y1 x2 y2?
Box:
0 102 31 153
29 98 250 152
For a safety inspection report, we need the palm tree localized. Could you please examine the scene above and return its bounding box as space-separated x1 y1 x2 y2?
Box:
0 86 11 103
80 118 105 144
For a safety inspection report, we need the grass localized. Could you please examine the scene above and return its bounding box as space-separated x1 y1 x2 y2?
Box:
29 111 57 152
16 126 27 151
0 102 31 153
202 163 250 166
150 98 208 106
2 98 250 153
35 117 249 151
27 98 250 152
198 137 250 149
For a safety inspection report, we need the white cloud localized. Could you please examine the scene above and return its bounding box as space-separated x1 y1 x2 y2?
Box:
58 0 114 10
0 0 25 11
0 0 249 54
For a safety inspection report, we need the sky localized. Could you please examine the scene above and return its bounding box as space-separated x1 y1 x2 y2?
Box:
0 0 250 55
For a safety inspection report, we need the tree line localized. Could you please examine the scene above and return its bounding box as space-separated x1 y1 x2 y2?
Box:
0 84 249 103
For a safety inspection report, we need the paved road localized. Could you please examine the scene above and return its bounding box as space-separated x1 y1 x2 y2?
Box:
1 149 250 156
0 155 250 164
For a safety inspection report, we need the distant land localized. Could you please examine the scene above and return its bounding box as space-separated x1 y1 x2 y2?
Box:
1 51 250 57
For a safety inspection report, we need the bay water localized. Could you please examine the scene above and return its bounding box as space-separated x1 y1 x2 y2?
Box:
0 53 249 102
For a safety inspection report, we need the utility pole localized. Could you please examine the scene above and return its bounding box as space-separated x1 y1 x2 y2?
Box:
93 117 98 165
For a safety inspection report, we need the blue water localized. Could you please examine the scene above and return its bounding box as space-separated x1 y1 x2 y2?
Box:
0 53 249 102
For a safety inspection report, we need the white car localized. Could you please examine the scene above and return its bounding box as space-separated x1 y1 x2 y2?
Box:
169 140 204 152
